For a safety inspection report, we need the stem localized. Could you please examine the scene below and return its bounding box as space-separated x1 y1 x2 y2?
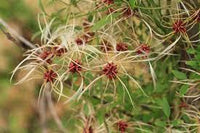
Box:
0 18 36 49
45 82 66 132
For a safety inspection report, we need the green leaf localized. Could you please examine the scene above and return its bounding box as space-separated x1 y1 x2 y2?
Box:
91 16 111 31
157 98 171 118
172 70 187 80
171 120 182 127
187 48 196 54
96 108 105 124
129 0 136 9
83 104 89 116
155 119 166 127
186 61 197 67
91 13 118 31
179 85 189 96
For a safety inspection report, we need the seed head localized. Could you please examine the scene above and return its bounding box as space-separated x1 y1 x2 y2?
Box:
44 70 57 82
116 43 128 51
53 47 66 57
172 20 186 33
117 121 128 133
76 38 84 45
122 8 133 18
39 50 53 64
137 44 150 54
69 60 82 73
103 62 118 79
179 102 189 108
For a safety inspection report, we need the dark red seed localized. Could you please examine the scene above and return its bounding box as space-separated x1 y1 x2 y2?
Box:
136 44 150 54
122 7 133 18
39 50 53 64
44 70 57 82
172 20 186 33
117 121 128 133
116 43 128 51
76 38 84 45
69 60 82 73
103 62 118 79
179 102 189 108
53 46 66 57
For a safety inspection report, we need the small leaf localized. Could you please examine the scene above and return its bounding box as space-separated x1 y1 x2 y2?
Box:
91 13 119 31
172 70 187 80
96 108 105 124
187 48 195 54
157 98 171 118
162 98 170 118
186 61 197 67
83 104 89 116
129 0 136 9
179 85 189 96
171 120 182 126
91 16 111 31
155 119 166 127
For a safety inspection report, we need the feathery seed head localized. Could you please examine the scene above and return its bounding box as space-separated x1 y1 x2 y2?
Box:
103 62 118 79
116 43 128 51
39 50 53 64
172 20 186 33
69 60 82 73
137 44 150 55
117 120 128 133
44 70 57 82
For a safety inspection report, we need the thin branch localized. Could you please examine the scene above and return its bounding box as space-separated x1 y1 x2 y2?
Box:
39 88 48 133
0 18 36 49
45 83 66 132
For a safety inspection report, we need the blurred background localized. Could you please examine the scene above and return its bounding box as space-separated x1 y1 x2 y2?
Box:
0 0 44 132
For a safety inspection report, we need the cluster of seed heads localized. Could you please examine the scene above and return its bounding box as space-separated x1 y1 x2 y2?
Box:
12 0 200 132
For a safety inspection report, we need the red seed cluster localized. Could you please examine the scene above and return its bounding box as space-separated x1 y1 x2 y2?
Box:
116 43 128 51
44 70 57 82
117 121 128 133
69 60 82 73
103 62 118 79
39 50 53 64
76 38 84 45
179 102 189 108
172 20 186 33
122 8 133 18
137 44 150 54
53 47 66 57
